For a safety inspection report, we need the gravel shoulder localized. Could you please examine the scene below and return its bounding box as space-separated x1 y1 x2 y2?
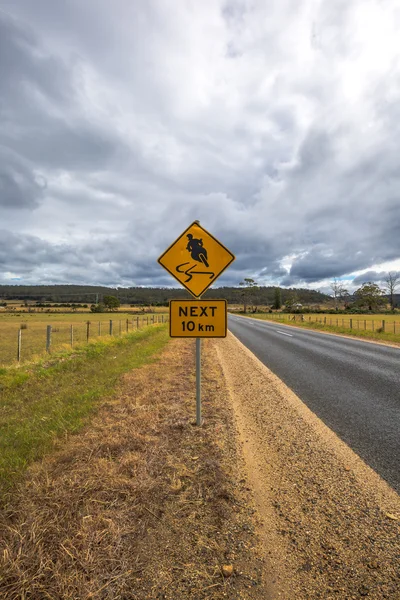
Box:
213 332 400 599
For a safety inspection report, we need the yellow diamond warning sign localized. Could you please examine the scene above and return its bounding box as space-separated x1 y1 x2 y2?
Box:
169 300 227 338
158 221 235 297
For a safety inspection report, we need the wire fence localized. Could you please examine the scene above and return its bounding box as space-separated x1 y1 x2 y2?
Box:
0 315 168 367
264 313 399 335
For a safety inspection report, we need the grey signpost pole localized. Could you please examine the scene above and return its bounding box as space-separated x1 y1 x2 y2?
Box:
196 284 202 426
196 337 201 426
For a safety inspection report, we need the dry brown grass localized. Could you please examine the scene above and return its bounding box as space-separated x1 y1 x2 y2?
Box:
0 339 268 599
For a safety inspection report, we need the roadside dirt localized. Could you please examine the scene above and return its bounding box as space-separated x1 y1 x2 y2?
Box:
0 338 273 599
1 333 399 599
214 333 400 599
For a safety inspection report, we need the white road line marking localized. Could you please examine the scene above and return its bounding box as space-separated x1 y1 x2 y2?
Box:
276 330 293 337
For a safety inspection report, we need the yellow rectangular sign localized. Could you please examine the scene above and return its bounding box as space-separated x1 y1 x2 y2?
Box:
169 299 227 338
158 222 235 298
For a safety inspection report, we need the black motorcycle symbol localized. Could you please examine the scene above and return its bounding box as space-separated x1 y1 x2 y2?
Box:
186 234 209 267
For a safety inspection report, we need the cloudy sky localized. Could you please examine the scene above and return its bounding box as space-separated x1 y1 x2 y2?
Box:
1 0 400 293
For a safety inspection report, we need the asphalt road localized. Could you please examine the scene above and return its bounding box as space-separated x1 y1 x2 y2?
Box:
228 314 400 493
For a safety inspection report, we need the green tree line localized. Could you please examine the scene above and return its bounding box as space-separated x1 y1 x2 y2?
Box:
0 284 330 306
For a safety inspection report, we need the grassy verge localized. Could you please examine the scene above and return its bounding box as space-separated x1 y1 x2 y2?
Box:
239 313 400 345
0 325 169 499
0 338 267 599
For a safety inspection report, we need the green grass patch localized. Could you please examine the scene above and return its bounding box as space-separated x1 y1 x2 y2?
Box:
0 325 170 499
242 313 400 344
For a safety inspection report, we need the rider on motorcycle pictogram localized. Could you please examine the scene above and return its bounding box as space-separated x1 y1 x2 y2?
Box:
186 234 209 267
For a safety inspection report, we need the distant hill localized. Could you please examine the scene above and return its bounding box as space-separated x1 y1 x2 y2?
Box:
0 284 331 306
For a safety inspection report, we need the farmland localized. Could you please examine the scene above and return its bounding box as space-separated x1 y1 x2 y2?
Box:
0 309 168 366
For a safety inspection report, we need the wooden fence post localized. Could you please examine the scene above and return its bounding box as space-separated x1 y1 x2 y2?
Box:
46 325 52 353
86 321 90 342
17 329 22 362
126 318 129 332
109 320 113 336
382 320 385 332
350 319 352 329
98 321 101 336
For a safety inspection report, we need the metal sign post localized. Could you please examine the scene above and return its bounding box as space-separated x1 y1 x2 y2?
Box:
196 336 201 426
158 220 235 426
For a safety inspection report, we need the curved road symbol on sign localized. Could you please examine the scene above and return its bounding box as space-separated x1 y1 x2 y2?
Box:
176 262 215 283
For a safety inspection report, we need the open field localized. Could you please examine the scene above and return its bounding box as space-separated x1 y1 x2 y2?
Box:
237 311 400 344
1 301 169 313
0 312 168 366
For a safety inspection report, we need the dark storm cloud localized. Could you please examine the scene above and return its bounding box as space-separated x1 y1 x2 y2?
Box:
0 230 79 271
351 271 397 286
3 120 127 172
285 247 366 284
0 10 128 215
0 14 73 107
0 147 45 208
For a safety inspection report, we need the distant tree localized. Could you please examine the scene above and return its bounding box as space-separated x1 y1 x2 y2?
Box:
103 295 121 311
239 278 258 313
90 303 105 313
330 278 349 309
273 287 282 310
284 292 299 311
354 282 385 311
384 272 399 311
341 290 351 309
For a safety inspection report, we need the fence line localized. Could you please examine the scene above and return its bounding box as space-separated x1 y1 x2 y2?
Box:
1 315 169 367
263 313 398 335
